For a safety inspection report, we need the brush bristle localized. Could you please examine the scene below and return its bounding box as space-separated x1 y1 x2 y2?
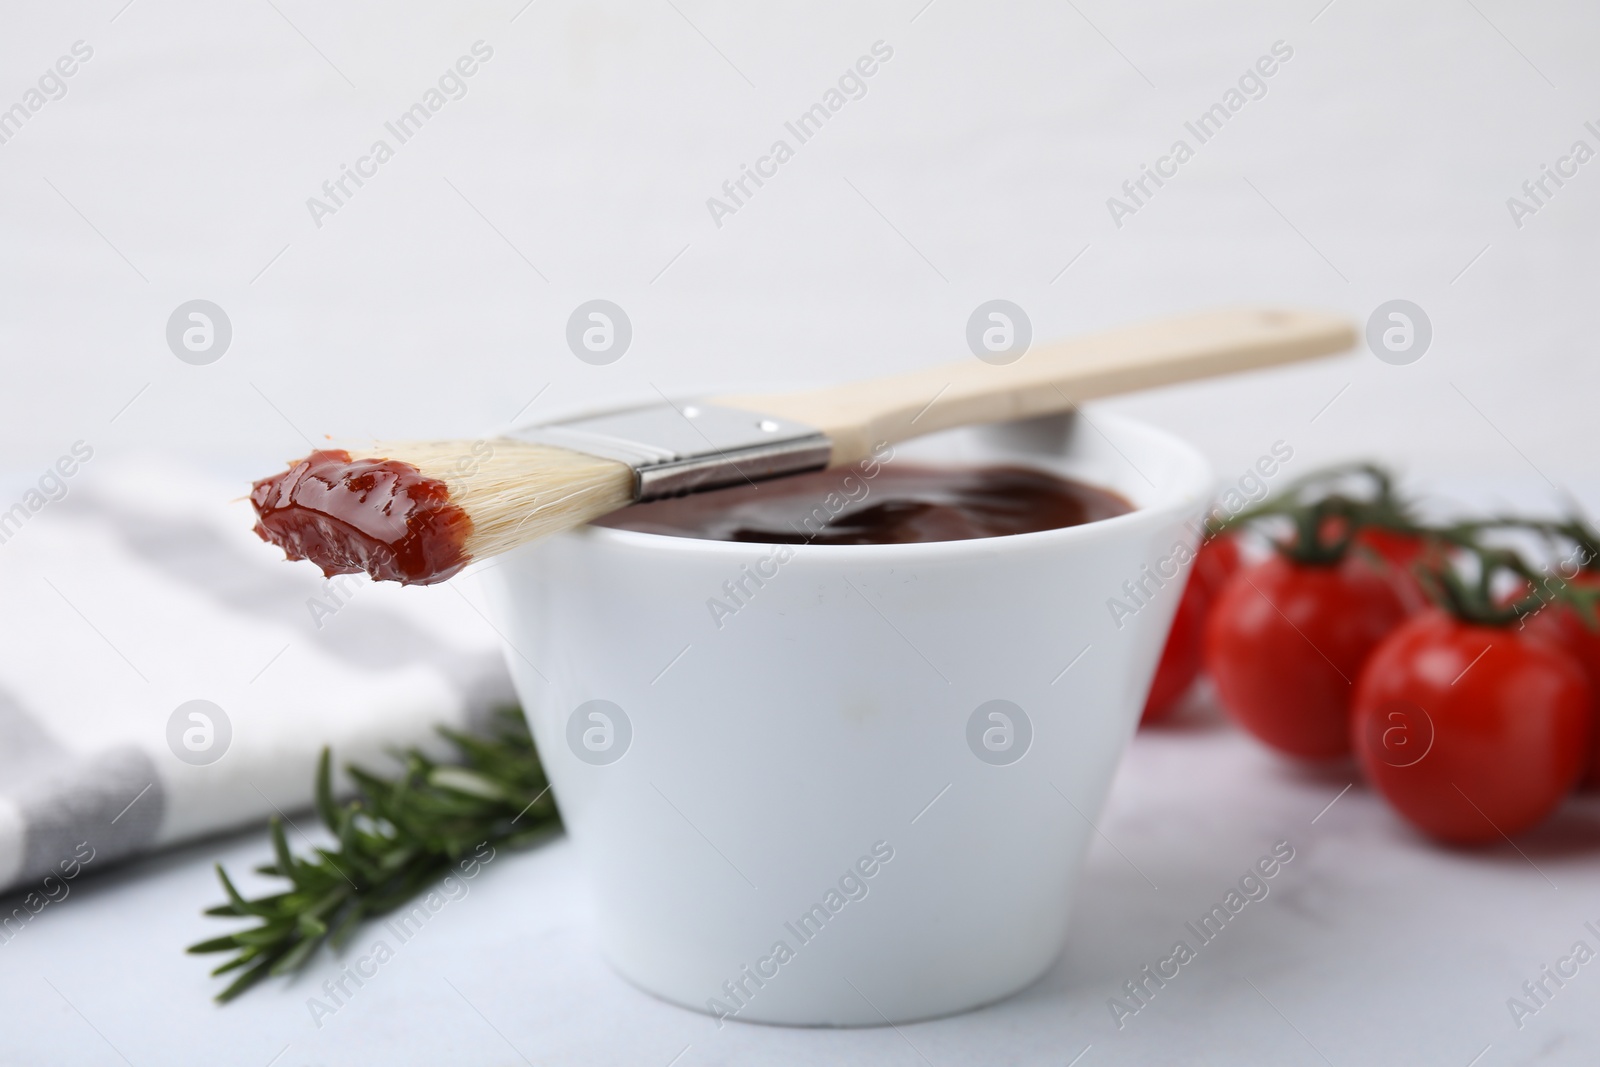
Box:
353 439 635 562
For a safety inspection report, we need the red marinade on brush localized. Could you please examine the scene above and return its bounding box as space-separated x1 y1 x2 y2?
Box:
250 450 472 585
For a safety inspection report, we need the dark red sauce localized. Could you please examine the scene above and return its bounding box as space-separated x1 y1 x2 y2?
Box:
250 450 472 585
597 463 1131 545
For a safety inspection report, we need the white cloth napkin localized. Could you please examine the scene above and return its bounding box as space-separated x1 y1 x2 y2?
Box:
0 459 514 894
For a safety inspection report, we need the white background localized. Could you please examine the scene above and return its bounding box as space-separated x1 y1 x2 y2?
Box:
1 0 1595 497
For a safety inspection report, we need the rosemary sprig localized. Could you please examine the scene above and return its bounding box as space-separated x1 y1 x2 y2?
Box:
188 706 560 1002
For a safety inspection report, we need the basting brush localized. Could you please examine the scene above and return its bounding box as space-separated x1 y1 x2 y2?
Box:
249 305 1355 585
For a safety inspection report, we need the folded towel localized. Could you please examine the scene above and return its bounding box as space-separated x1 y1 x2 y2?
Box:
0 459 514 894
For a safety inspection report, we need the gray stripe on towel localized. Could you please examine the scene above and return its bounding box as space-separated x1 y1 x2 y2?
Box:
5 747 165 886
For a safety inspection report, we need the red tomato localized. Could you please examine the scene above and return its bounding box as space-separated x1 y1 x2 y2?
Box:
1354 527 1427 568
1206 552 1410 758
1312 521 1440 614
1141 571 1208 724
1317 518 1433 612
1353 528 1436 612
1352 609 1591 843
1141 537 1240 725
1521 570 1600 788
1193 534 1242 600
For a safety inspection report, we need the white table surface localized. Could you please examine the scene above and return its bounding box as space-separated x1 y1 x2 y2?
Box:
4 690 1597 1067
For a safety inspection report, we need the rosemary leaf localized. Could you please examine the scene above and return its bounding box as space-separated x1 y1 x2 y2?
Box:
269 934 323 976
216 956 279 1003
190 707 560 1002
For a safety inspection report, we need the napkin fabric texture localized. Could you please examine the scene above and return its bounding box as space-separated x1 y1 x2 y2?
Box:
0 461 515 897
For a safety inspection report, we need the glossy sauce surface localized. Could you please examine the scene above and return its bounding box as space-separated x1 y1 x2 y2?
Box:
597 463 1132 545
250 450 473 585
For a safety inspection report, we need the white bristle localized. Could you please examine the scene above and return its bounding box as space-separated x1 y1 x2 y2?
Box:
353 439 635 562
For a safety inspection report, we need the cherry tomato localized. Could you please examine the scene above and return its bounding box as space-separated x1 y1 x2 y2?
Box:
1353 528 1437 612
1206 552 1410 758
1318 518 1434 612
1193 534 1242 600
1521 570 1600 788
1354 526 1427 568
1141 569 1208 724
1141 537 1240 725
1352 609 1591 843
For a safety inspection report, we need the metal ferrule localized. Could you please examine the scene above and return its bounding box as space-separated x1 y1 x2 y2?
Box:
509 402 833 501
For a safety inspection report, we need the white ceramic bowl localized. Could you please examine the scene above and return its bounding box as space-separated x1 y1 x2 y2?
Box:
487 410 1211 1026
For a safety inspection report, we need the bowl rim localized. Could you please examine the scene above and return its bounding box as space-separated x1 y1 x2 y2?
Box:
541 409 1213 563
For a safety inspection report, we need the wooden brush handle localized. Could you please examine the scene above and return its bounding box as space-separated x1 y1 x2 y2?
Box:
714 306 1356 465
